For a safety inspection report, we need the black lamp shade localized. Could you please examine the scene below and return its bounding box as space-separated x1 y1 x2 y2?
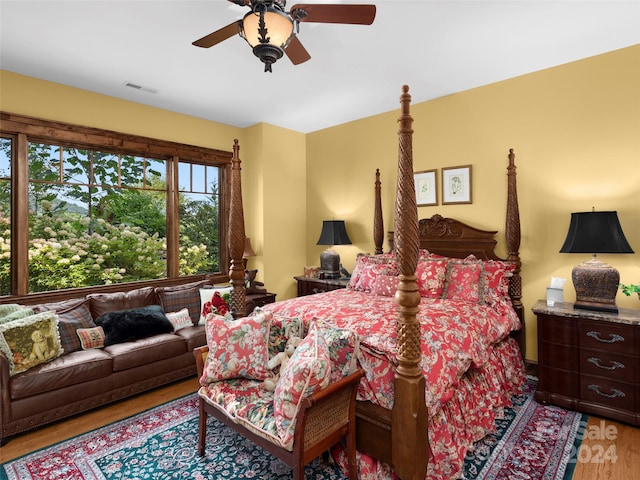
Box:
560 211 634 254
317 220 352 246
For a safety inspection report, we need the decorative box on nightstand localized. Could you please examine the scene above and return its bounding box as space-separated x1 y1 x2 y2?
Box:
532 300 640 425
294 276 349 297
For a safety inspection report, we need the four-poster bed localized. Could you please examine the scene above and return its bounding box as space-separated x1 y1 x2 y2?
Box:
225 85 524 479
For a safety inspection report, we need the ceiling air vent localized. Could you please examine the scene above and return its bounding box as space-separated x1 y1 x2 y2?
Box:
122 81 158 94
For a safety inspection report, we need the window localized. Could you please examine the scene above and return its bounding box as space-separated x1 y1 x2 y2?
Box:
0 136 11 296
0 113 232 299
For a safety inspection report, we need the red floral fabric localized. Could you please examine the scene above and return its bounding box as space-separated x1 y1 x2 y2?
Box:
443 261 482 303
261 288 524 479
200 312 271 384
415 258 448 298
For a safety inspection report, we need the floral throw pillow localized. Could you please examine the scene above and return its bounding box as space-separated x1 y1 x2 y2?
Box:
254 308 304 358
371 274 398 297
443 261 482 303
199 312 271 385
415 259 448 298
273 325 331 448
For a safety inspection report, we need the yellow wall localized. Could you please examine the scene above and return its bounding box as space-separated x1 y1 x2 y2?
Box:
2 43 639 362
307 44 640 361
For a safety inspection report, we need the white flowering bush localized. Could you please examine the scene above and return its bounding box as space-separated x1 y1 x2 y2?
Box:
0 208 215 293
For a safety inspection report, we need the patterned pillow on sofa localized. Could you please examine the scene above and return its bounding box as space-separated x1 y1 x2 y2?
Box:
0 311 63 376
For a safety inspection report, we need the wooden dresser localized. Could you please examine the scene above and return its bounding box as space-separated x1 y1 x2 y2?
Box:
294 276 349 297
532 300 640 425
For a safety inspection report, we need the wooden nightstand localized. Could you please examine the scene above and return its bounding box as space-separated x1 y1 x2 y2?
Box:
532 300 640 425
294 276 349 297
245 292 276 314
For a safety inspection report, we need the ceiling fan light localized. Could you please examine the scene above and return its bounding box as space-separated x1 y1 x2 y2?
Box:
241 7 294 49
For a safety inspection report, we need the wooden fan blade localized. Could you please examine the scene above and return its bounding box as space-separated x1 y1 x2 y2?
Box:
285 35 311 65
192 21 241 48
290 4 376 25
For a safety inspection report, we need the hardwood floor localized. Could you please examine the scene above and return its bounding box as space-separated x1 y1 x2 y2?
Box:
2 377 639 479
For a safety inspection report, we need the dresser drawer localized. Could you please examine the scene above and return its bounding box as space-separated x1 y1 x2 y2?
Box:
540 342 578 372
580 349 636 383
537 314 576 346
580 375 635 412
539 366 579 398
579 320 635 355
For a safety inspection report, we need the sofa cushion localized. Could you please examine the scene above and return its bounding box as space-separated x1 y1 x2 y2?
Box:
198 378 267 419
104 333 187 371
95 305 173 346
155 280 211 325
199 312 271 384
9 348 113 400
33 298 95 353
88 286 157 319
274 325 331 448
173 325 206 351
0 311 64 376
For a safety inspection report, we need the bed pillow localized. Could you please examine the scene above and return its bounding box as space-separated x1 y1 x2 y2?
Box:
156 280 211 325
33 298 95 353
371 274 398 297
76 326 105 349
165 308 193 331
94 305 173 346
199 286 232 325
273 324 331 448
199 311 271 385
348 253 397 291
415 258 448 298
443 260 482 303
482 260 515 304
0 311 63 376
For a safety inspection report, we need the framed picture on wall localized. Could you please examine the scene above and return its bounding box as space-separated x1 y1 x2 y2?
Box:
414 169 437 206
442 165 472 204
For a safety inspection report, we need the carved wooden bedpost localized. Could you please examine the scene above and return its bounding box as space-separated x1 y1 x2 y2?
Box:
229 139 246 318
505 148 524 357
391 85 429 480
374 168 384 254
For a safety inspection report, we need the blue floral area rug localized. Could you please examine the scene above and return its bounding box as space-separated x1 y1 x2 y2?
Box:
1 378 586 480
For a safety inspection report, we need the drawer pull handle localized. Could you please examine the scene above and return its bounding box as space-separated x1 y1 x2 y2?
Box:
588 384 625 399
586 331 624 344
587 357 625 371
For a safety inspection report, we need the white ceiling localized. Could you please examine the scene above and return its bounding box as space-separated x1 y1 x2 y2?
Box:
1 1 639 133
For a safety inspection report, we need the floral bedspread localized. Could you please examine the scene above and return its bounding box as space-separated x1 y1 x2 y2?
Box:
261 288 521 418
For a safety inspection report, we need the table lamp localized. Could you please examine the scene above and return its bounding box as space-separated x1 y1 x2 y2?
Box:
317 220 352 279
559 210 634 313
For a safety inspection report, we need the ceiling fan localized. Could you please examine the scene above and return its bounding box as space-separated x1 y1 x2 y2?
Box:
192 0 376 72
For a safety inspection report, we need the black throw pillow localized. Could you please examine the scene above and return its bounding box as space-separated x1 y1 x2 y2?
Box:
95 305 173 346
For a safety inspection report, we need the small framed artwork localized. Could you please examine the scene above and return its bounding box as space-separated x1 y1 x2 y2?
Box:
442 165 472 204
414 169 437 206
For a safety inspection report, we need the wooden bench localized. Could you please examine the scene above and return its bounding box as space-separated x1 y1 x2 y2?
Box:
194 346 363 479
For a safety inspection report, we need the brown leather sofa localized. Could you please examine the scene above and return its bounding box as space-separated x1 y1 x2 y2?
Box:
0 280 214 444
